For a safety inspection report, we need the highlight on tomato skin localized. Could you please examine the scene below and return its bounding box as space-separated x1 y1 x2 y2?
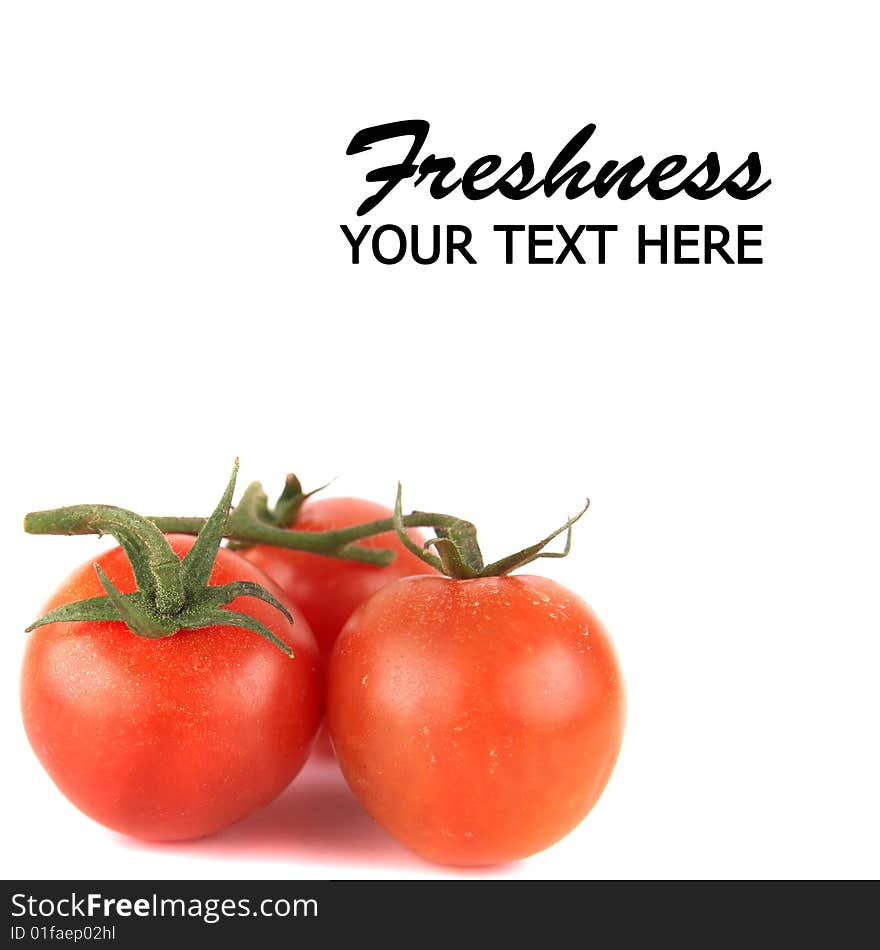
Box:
327 573 626 867
20 536 324 842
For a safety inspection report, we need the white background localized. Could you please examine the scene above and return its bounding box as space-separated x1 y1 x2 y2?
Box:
1 1 878 880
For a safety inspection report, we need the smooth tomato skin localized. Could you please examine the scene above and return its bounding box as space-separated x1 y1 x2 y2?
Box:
20 535 323 842
241 496 437 657
327 574 625 866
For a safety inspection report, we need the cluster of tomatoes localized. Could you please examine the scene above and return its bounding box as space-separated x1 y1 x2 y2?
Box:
21 476 625 867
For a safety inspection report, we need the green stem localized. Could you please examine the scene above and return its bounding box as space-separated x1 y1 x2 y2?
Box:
154 512 466 561
391 483 589 579
24 503 466 567
25 463 298 655
24 472 590 581
23 505 186 614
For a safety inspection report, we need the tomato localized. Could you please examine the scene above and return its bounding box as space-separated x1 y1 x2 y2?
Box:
327 574 625 866
242 496 437 658
20 535 322 842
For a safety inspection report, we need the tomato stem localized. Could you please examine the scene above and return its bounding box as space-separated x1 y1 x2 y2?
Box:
25 462 295 655
392 484 590 579
26 484 472 567
24 468 590 581
268 473 330 528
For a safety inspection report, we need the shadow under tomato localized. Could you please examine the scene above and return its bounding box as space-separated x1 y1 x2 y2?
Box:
119 758 425 870
118 757 518 875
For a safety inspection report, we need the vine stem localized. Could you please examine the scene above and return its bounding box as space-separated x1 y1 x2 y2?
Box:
23 507 466 567
24 472 588 578
151 512 467 562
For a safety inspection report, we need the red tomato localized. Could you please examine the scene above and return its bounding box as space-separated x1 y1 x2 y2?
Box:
20 535 322 842
327 574 625 866
242 496 437 658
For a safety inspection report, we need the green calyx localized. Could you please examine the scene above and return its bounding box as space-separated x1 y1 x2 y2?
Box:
263 472 329 529
220 473 330 551
25 461 295 656
392 484 589 580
